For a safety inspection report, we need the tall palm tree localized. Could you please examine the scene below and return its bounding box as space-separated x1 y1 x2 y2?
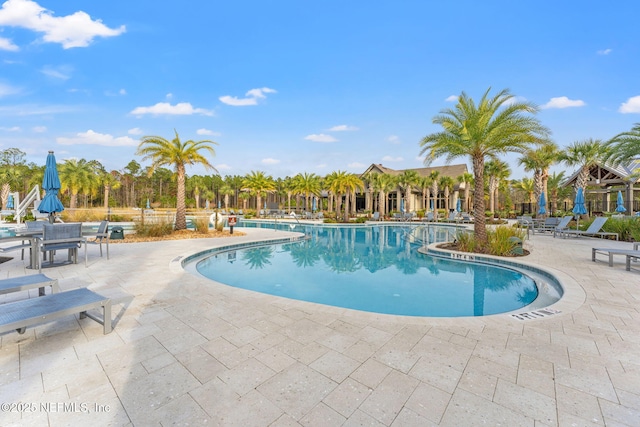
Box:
100 170 122 210
429 170 440 214
188 175 207 209
518 141 559 206
420 88 548 247
547 171 571 213
456 172 474 213
606 122 640 166
137 130 218 230
439 175 455 213
396 169 419 212
418 176 432 213
485 159 510 214
512 177 535 203
377 173 396 217
241 171 276 218
327 171 363 221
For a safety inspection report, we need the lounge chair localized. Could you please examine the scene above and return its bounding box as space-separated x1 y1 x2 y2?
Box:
371 212 381 221
422 212 435 222
444 211 458 222
592 247 640 271
549 216 574 237
84 220 110 260
558 216 618 240
460 213 473 223
516 216 534 236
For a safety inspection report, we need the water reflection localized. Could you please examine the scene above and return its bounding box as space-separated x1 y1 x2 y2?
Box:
196 223 538 317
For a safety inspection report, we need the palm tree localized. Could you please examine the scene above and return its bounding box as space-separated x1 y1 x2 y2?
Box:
377 173 396 218
439 175 455 213
327 171 363 221
547 171 571 213
188 175 207 209
293 172 321 212
429 170 440 216
100 170 122 210
606 122 640 166
512 177 535 203
418 176 432 213
241 171 276 218
137 130 218 230
456 172 474 213
518 141 559 207
396 169 419 212
59 158 94 209
419 88 548 247
560 139 609 193
485 159 510 214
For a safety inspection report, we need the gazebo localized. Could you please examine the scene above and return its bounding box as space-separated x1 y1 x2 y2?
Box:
562 159 639 215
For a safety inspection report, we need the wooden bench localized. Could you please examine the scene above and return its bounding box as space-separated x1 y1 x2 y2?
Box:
592 248 640 271
0 288 112 335
0 274 59 297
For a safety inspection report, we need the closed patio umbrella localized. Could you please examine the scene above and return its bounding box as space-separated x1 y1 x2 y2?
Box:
312 197 317 212
6 194 13 209
537 192 547 216
615 191 626 213
456 198 461 213
38 151 64 223
572 188 587 229
400 198 405 213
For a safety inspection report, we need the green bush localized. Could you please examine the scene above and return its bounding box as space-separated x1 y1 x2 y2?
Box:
487 226 526 256
601 216 640 242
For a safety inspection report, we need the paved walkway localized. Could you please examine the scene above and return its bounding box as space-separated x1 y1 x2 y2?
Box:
0 227 639 426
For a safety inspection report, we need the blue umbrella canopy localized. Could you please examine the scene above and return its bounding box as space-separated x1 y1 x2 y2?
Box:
312 197 317 212
146 199 150 209
456 198 461 213
400 198 405 213
6 194 13 209
572 188 587 216
430 199 434 211
615 191 627 213
538 192 547 215
38 151 64 217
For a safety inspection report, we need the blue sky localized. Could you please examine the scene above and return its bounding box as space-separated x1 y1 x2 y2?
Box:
1 0 639 180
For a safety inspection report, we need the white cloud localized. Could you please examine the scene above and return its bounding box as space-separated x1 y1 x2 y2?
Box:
382 155 403 162
445 95 458 102
128 127 143 135
329 124 358 131
0 126 20 131
0 0 125 49
216 163 232 171
388 135 400 144
262 158 280 165
219 87 276 106
130 102 213 116
196 128 220 136
0 83 20 97
166 93 173 99
57 130 137 146
305 134 337 143
540 96 586 109
348 162 366 168
0 36 19 51
597 48 612 55
619 96 640 113
40 65 71 80
119 88 126 95
32 125 46 132
316 163 327 169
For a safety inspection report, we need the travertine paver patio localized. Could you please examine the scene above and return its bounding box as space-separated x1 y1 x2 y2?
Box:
0 225 639 426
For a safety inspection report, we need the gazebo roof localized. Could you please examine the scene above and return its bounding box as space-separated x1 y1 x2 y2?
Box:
360 163 468 179
562 159 640 188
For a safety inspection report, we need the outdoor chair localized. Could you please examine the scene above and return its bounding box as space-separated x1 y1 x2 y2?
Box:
445 211 458 222
422 212 435 222
558 216 618 240
39 222 86 271
534 216 561 233
83 220 110 260
550 216 574 237
372 212 380 221
460 213 473 223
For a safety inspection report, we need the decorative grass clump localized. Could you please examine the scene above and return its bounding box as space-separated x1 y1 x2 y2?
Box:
193 217 211 234
134 219 174 237
453 225 526 256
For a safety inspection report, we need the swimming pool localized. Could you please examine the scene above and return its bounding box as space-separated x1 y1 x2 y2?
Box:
185 222 554 317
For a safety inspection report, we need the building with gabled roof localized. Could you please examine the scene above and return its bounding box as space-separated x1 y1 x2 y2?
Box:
562 159 639 214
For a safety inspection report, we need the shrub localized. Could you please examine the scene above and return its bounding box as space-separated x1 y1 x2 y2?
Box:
134 218 174 237
487 226 526 256
193 216 210 234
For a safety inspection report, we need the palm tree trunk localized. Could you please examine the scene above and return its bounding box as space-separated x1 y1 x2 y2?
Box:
473 156 488 246
103 186 110 210
175 165 187 230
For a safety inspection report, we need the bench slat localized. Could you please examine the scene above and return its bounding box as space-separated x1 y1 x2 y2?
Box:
0 288 111 334
0 274 59 295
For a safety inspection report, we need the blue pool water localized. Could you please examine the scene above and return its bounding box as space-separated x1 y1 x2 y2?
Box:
191 223 539 317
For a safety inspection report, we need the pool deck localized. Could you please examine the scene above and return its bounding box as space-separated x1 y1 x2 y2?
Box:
0 225 639 426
